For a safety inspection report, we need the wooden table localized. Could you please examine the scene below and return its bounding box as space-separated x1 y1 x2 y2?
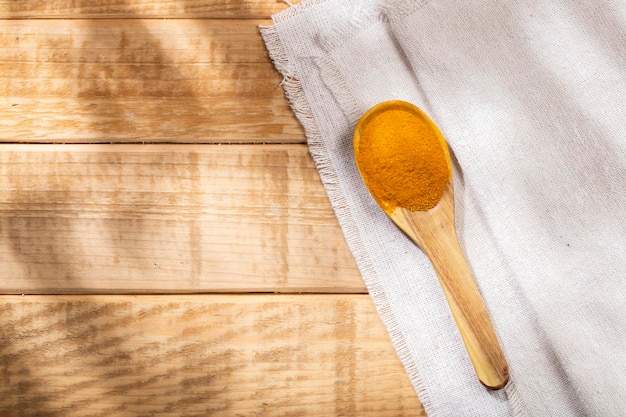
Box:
0 1 425 415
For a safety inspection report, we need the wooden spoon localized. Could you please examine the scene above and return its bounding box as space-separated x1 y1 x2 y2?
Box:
354 100 509 390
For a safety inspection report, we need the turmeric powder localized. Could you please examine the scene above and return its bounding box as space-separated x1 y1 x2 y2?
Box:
355 101 451 212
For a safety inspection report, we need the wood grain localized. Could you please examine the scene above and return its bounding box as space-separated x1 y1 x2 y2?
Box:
0 294 425 417
0 0 291 19
0 19 303 143
0 144 363 293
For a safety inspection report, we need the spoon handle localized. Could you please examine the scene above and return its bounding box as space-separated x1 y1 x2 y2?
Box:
396 206 509 389
428 227 509 389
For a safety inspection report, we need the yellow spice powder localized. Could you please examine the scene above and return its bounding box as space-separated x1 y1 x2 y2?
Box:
356 107 450 211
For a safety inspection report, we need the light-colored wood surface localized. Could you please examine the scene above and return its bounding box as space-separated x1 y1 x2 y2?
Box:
0 19 302 143
0 295 424 417
0 0 426 415
0 144 363 293
1 0 290 19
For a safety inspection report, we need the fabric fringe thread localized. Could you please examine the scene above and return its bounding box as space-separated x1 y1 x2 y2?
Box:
259 1 435 413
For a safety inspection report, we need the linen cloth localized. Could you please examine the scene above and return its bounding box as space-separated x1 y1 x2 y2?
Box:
261 0 626 415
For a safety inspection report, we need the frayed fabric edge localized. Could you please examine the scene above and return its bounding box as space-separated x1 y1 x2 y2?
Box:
259 6 436 415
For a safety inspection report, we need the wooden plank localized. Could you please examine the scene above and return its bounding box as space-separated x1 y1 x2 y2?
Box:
0 294 424 417
0 20 302 143
0 144 363 294
0 0 291 19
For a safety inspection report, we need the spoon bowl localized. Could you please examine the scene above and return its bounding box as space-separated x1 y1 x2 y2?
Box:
354 100 509 390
